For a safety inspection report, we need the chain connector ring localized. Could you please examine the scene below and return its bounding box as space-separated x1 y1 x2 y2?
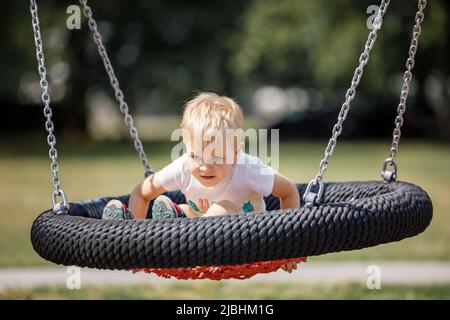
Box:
52 190 70 214
381 158 398 182
304 179 324 207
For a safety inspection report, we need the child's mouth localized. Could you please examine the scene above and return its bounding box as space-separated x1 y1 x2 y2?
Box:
200 175 215 180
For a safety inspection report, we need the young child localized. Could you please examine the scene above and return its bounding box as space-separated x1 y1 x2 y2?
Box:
102 92 301 272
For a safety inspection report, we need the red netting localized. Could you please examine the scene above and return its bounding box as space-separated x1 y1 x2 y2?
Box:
133 257 307 280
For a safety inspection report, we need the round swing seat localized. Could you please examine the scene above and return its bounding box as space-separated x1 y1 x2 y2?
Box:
31 181 432 280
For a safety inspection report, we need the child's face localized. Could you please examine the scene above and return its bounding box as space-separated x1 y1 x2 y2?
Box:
183 133 239 188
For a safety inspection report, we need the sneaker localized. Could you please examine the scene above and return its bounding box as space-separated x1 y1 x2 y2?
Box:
152 195 186 219
102 199 134 220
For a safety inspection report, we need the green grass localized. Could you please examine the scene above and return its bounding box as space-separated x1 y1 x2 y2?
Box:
2 282 450 300
0 139 449 267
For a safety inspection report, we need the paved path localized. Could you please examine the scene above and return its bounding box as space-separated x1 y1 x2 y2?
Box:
1 261 450 291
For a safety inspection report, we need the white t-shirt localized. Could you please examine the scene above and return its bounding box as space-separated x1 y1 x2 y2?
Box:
156 149 276 215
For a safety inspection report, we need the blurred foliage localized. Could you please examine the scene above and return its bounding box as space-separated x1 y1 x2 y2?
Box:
2 0 449 138
230 0 448 89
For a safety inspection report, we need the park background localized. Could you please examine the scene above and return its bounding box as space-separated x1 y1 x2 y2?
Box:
0 0 449 299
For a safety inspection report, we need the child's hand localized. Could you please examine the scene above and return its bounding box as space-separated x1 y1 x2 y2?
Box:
280 262 298 273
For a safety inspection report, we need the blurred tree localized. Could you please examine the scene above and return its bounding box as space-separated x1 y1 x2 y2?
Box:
2 0 449 140
4 0 248 138
230 0 449 139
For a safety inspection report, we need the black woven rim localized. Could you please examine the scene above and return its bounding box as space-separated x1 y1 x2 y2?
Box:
31 181 432 269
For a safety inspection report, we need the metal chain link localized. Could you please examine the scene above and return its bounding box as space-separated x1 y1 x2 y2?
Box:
30 0 69 214
304 0 391 206
381 0 427 182
79 0 154 177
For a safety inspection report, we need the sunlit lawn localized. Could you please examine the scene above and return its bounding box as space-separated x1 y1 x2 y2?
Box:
2 282 450 300
0 138 449 267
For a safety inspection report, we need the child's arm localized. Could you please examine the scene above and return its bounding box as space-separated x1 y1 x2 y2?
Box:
271 172 301 209
129 173 167 219
271 172 301 273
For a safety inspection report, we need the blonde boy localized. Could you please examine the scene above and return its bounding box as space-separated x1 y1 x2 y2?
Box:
102 92 301 272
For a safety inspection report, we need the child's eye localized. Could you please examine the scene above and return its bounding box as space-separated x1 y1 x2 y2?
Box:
212 156 223 164
191 155 202 163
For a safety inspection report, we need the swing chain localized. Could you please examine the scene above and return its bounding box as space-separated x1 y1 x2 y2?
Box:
382 0 427 182
30 0 69 214
79 0 155 177
304 0 391 206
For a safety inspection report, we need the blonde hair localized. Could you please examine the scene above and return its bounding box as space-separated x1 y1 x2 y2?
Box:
181 92 244 145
